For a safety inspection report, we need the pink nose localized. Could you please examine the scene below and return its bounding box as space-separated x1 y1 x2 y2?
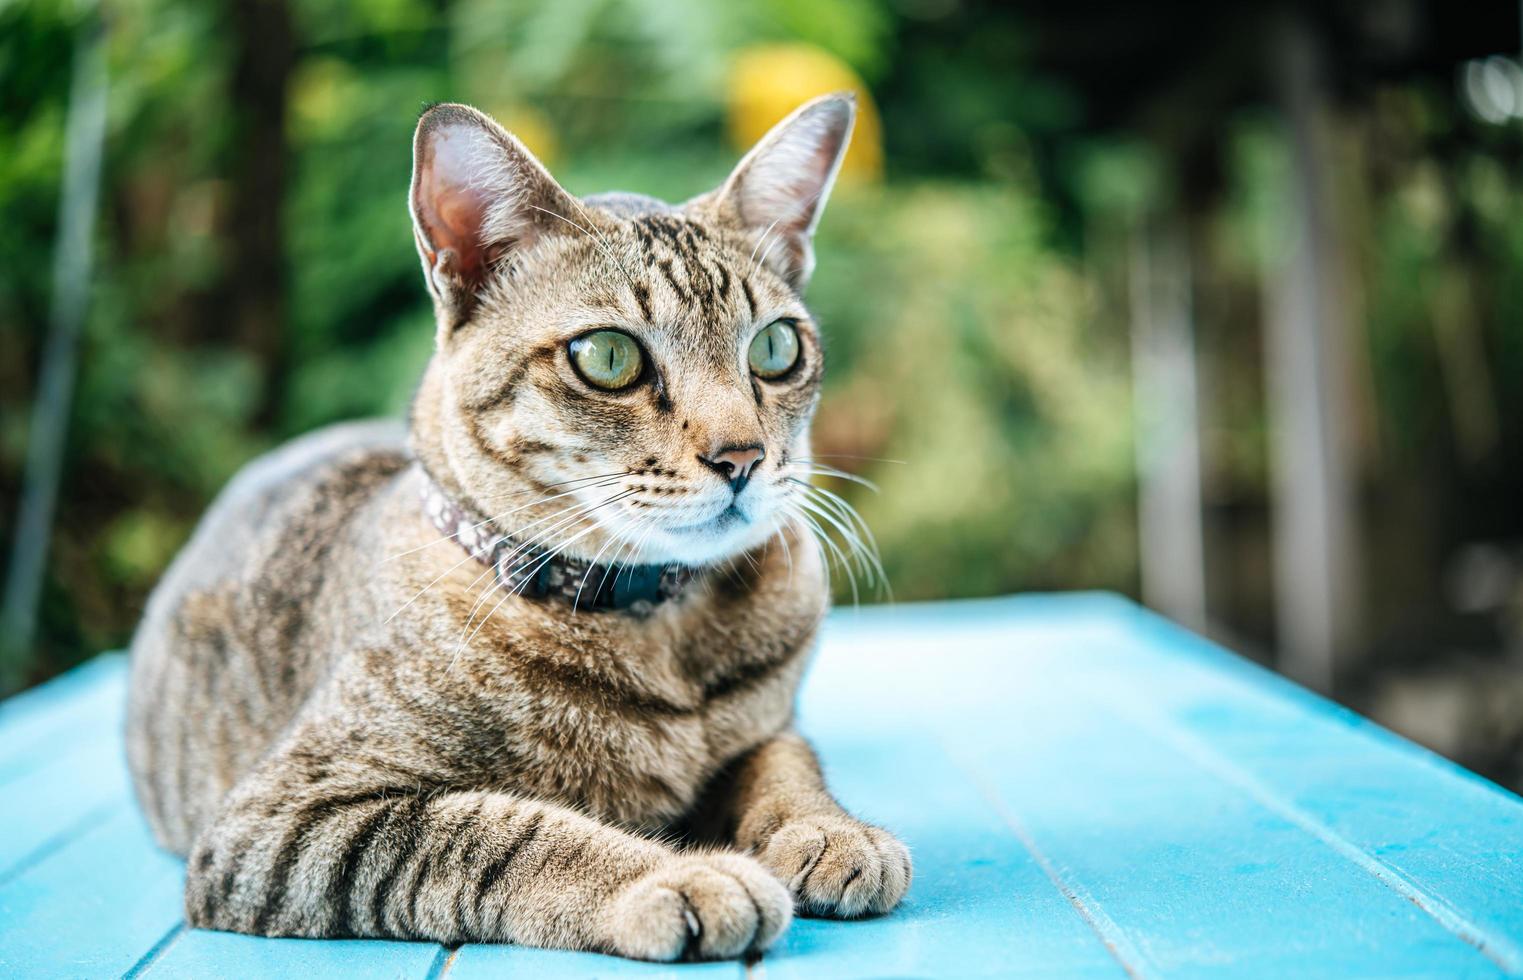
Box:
699 444 765 494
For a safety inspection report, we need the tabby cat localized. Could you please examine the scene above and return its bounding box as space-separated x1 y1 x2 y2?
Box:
125 93 910 961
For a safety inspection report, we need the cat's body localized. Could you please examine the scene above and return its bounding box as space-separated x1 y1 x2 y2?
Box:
126 95 909 961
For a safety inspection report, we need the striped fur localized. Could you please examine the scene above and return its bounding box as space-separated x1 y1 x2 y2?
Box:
126 96 908 961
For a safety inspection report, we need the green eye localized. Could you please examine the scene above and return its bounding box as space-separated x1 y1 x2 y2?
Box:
748 320 801 379
569 330 644 390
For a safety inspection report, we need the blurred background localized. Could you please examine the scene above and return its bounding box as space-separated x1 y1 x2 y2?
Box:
3 0 1522 787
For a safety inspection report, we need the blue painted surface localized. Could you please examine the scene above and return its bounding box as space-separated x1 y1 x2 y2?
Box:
0 654 124 784
2 593 1521 978
142 930 445 980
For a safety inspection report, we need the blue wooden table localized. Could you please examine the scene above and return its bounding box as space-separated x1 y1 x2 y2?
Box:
3 593 1521 978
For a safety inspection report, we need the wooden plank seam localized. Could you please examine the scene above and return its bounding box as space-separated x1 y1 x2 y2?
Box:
1119 603 1523 804
0 797 121 889
945 741 1155 980
423 944 459 979
121 921 185 979
8 618 1522 976
1078 679 1523 976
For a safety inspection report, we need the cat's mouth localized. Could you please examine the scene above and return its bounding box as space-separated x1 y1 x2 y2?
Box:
669 503 750 535
715 504 749 528
629 497 782 566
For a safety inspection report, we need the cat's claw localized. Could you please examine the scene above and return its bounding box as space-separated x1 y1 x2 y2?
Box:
759 815 911 918
603 852 792 961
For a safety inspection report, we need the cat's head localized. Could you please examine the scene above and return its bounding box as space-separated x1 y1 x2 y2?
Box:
407 95 853 567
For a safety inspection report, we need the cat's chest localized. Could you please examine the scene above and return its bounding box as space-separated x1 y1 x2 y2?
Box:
471 604 817 828
433 530 828 828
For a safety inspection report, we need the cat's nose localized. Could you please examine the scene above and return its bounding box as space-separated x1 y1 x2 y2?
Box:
699 444 765 495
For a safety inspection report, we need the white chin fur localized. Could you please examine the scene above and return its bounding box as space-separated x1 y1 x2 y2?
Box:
619 509 781 567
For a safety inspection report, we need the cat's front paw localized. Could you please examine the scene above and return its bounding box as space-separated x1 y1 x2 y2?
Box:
758 815 911 918
602 852 792 961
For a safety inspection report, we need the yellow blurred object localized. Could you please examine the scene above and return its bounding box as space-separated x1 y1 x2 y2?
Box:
726 44 882 183
289 58 362 140
488 103 560 167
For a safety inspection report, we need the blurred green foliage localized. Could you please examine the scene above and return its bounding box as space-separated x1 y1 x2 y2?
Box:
1 0 1136 688
3 0 1522 692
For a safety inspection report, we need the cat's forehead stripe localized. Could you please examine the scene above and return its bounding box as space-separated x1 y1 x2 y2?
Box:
624 212 750 324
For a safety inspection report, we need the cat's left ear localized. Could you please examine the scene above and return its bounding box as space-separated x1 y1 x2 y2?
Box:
410 103 579 335
710 93 855 292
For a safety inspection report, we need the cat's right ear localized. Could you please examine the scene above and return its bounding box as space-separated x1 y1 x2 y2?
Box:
410 103 577 336
709 93 855 292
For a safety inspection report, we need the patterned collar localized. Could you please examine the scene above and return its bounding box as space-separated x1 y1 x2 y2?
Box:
420 475 695 615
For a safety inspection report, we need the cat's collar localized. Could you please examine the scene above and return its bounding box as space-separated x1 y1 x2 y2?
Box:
419 474 695 616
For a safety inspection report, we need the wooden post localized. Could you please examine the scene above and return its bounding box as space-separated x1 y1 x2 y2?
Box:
1129 214 1208 632
0 20 108 695
1262 11 1362 692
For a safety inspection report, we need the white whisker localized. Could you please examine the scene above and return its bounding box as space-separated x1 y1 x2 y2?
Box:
799 490 886 589
593 524 640 595
383 473 627 564
782 472 890 599
776 515 795 586
792 464 880 492
384 546 486 624
795 508 859 607
492 490 636 589
573 518 640 612
747 214 788 276
746 186 828 279
449 586 515 673
795 454 905 465
805 483 883 564
449 489 634 656
617 520 661 590
452 560 510 636
529 204 640 293
797 497 870 578
451 496 631 669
